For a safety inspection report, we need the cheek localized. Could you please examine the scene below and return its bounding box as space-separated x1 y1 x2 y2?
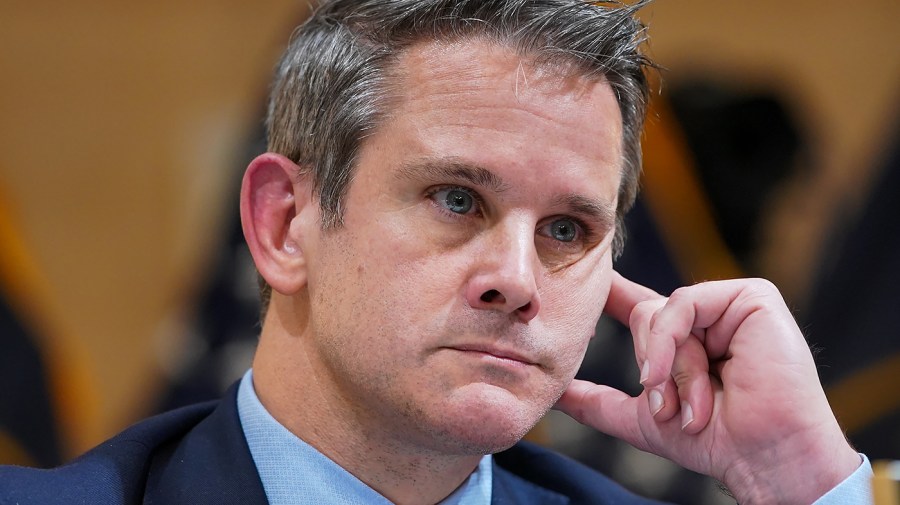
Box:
363 211 473 300
539 253 613 370
543 251 612 324
313 224 465 343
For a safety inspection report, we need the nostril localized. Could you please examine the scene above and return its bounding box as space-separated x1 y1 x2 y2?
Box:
480 289 503 303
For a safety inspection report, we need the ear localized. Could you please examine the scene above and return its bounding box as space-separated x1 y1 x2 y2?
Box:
240 153 314 296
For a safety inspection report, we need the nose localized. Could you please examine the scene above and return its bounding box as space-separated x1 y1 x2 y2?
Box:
465 221 541 323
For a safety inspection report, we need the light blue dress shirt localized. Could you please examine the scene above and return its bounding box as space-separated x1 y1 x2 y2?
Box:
814 453 873 505
237 369 873 505
237 370 492 505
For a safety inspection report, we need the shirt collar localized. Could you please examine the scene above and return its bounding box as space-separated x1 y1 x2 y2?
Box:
236 369 493 505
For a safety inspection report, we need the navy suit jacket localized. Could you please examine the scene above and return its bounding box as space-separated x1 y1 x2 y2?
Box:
0 384 665 504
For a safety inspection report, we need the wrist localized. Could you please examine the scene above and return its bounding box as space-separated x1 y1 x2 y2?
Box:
724 434 860 504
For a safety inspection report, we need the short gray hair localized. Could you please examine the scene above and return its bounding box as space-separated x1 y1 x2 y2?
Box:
261 0 653 311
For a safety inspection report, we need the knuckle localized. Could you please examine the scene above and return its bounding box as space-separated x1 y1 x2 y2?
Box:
630 299 656 326
668 286 691 305
673 370 692 390
748 277 779 294
742 278 786 310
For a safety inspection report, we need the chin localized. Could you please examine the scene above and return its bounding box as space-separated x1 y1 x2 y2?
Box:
415 382 550 455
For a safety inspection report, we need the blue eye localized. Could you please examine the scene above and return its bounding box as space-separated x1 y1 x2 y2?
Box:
437 188 475 214
549 219 578 242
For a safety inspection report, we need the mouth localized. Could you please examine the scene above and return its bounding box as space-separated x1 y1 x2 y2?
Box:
443 344 540 369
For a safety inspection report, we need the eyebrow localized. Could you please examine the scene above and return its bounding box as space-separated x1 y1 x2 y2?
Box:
553 194 617 231
396 158 511 193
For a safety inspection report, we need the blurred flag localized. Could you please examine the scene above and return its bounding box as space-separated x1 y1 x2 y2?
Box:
804 117 900 460
0 189 98 466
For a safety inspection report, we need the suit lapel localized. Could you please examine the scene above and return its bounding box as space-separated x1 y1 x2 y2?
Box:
491 461 569 505
144 384 269 505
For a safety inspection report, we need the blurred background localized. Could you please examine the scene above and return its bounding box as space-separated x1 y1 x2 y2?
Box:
1 1 898 503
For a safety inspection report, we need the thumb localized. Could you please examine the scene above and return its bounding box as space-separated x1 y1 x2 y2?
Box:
554 379 643 447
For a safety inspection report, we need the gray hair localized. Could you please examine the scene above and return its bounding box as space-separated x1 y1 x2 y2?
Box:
261 0 653 311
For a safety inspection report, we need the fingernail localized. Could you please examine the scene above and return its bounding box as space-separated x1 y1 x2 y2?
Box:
649 389 664 416
681 401 694 430
639 361 650 384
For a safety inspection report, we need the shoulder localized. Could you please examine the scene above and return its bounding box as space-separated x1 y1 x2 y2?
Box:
0 398 219 505
493 440 668 505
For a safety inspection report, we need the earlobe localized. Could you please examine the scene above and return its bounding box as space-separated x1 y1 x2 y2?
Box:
240 153 313 296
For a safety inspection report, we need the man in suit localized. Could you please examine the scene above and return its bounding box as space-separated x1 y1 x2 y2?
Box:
0 1 873 503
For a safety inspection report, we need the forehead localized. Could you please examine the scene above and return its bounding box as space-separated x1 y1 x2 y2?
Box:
383 38 624 179
395 37 603 95
375 39 622 195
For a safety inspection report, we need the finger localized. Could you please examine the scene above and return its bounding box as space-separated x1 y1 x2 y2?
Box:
647 375 680 423
631 300 707 426
631 298 666 380
604 271 664 327
642 286 707 388
670 336 714 434
651 279 799 370
651 281 741 361
701 279 799 361
555 379 644 447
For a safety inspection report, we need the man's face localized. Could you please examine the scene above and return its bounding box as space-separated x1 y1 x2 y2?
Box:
298 39 623 455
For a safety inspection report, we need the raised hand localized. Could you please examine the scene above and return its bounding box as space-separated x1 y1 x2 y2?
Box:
556 272 860 504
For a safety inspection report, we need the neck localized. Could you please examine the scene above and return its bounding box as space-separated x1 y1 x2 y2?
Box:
252 300 483 505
